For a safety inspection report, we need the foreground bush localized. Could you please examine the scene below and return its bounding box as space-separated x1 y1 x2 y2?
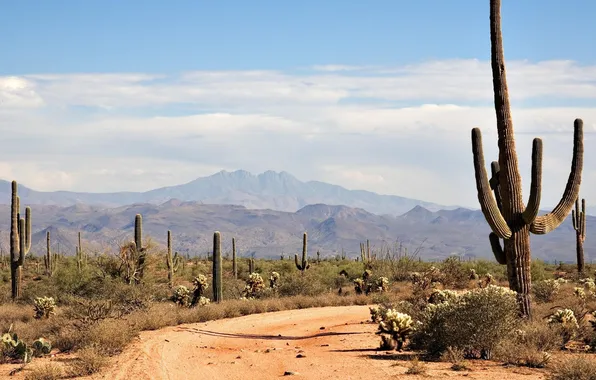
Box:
411 285 519 358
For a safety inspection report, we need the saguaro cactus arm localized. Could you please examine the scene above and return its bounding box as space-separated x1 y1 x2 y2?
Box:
530 119 583 235
521 138 543 224
472 128 512 239
572 198 587 240
489 161 503 211
489 232 506 265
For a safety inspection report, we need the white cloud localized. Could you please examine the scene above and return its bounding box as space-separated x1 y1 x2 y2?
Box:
0 58 595 210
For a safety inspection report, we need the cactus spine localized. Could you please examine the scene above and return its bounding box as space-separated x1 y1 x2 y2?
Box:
212 231 223 303
572 197 587 274
166 230 180 287
471 0 583 317
232 237 237 279
10 181 31 300
295 232 309 273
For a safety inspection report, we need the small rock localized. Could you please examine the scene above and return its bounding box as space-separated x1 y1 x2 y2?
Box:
320 327 325 330
284 371 299 376
236 356 242 359
296 353 306 358
320 344 329 347
165 339 170 342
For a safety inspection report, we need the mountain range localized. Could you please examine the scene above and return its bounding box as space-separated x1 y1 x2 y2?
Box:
0 201 591 263
0 170 455 216
0 170 592 262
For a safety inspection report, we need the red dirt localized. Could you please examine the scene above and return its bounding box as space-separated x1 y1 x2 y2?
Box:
0 305 548 379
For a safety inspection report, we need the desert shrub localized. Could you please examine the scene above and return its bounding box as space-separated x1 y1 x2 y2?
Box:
33 297 56 320
548 309 579 345
411 285 519 358
67 346 109 376
440 256 470 289
548 355 596 380
24 363 63 380
493 320 562 368
533 279 561 303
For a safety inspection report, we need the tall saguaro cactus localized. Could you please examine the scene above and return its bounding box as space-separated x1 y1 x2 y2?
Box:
45 231 53 277
472 0 583 317
572 197 587 274
295 232 309 274
232 237 237 279
10 181 31 300
212 231 223 303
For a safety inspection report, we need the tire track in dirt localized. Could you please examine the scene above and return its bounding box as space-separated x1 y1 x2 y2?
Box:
85 305 546 380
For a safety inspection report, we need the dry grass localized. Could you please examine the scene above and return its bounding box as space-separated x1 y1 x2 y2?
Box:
548 354 596 380
23 364 63 380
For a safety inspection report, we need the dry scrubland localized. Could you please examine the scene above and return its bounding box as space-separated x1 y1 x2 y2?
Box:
1 240 596 379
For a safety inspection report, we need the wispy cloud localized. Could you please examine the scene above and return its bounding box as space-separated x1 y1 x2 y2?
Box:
0 59 595 209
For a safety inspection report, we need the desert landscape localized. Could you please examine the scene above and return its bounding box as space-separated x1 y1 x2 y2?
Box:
2 0 596 379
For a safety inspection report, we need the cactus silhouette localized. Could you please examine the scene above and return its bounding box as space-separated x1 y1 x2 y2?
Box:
232 237 237 279
166 230 181 287
471 0 583 317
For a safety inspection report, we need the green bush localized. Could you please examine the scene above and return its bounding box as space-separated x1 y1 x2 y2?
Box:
411 285 520 358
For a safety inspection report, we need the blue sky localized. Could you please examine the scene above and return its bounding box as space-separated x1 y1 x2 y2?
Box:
2 0 596 74
0 1 595 210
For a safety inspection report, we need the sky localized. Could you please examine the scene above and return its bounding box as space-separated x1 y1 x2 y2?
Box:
1 0 596 209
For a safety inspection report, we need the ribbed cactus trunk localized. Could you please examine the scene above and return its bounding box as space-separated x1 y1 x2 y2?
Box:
167 230 174 287
135 214 146 282
45 231 52 277
212 231 223 303
10 181 31 300
471 0 584 318
232 237 237 279
573 198 587 274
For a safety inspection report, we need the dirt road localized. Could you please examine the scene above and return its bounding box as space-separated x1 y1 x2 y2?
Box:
86 305 546 380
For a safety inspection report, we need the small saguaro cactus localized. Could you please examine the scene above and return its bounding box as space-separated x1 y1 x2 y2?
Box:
212 231 223 303
572 197 587 274
360 239 373 268
44 231 57 277
75 231 87 272
134 214 147 281
232 237 237 279
10 181 31 300
295 232 310 274
166 230 181 287
248 257 255 274
471 0 583 318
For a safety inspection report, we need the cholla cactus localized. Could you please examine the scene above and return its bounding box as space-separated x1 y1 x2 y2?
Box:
243 272 265 299
190 274 210 307
354 278 366 295
33 297 56 319
269 272 280 289
195 296 211 306
548 308 579 344
370 305 390 323
478 273 495 288
556 278 568 284
428 289 459 304
579 278 596 292
376 309 415 351
172 285 191 306
469 269 479 280
574 287 586 300
375 277 389 292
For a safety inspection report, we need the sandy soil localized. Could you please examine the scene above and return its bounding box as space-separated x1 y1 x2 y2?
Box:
87 305 546 380
0 305 549 379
